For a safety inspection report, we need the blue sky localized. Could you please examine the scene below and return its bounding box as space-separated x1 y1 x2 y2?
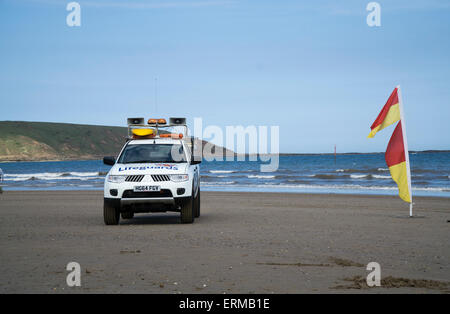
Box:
1 0 449 153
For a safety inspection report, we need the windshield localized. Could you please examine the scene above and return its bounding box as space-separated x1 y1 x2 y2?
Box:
118 144 187 164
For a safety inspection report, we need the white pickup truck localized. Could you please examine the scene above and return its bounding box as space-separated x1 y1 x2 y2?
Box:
103 117 201 225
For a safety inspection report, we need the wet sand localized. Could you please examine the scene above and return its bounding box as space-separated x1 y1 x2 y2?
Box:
0 190 449 293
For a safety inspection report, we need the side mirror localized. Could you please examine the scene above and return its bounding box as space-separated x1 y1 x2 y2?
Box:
103 156 116 166
191 159 201 165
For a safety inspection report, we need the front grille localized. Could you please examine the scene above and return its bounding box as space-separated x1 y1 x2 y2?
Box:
125 175 145 182
151 174 170 182
122 189 173 198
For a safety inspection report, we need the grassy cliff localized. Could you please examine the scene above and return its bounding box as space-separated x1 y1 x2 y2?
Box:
0 121 129 161
0 121 234 162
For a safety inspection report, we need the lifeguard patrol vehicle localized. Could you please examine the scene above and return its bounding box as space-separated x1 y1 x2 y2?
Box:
103 117 201 225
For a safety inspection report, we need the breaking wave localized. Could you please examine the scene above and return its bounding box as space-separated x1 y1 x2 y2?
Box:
247 175 276 179
4 172 104 182
209 170 236 174
336 168 389 173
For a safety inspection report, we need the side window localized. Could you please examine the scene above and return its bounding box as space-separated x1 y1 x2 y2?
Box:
171 144 186 162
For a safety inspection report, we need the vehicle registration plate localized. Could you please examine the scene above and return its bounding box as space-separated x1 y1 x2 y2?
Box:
133 185 161 192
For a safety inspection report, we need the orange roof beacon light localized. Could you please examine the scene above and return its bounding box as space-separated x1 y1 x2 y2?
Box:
160 133 183 139
148 118 167 125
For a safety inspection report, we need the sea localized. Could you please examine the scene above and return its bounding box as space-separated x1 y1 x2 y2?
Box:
0 152 449 197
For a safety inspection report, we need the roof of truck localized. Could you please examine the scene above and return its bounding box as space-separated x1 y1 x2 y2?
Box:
127 138 184 145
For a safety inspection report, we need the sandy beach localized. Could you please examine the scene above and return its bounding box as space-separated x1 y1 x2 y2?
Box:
0 190 449 294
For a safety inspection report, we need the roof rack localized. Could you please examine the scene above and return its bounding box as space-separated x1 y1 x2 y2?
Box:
126 117 188 140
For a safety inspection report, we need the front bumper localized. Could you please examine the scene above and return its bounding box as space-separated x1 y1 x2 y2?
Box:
104 179 192 204
104 195 191 213
121 197 175 205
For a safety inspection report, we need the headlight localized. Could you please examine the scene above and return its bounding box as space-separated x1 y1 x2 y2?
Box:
107 175 126 183
169 174 189 182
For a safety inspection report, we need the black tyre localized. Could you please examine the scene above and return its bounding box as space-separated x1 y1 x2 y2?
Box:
180 196 194 224
104 200 120 225
121 212 134 219
194 188 200 218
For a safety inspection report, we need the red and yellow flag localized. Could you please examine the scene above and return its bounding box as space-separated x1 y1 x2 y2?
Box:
385 122 412 203
367 87 401 138
368 86 413 205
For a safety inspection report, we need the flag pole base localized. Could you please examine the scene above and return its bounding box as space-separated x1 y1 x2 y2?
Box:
393 215 426 219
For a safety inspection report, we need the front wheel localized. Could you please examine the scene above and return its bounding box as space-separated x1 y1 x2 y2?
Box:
194 188 200 218
104 200 120 225
180 196 194 224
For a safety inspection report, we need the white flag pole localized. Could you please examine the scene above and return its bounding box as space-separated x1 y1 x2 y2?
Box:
396 85 413 217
